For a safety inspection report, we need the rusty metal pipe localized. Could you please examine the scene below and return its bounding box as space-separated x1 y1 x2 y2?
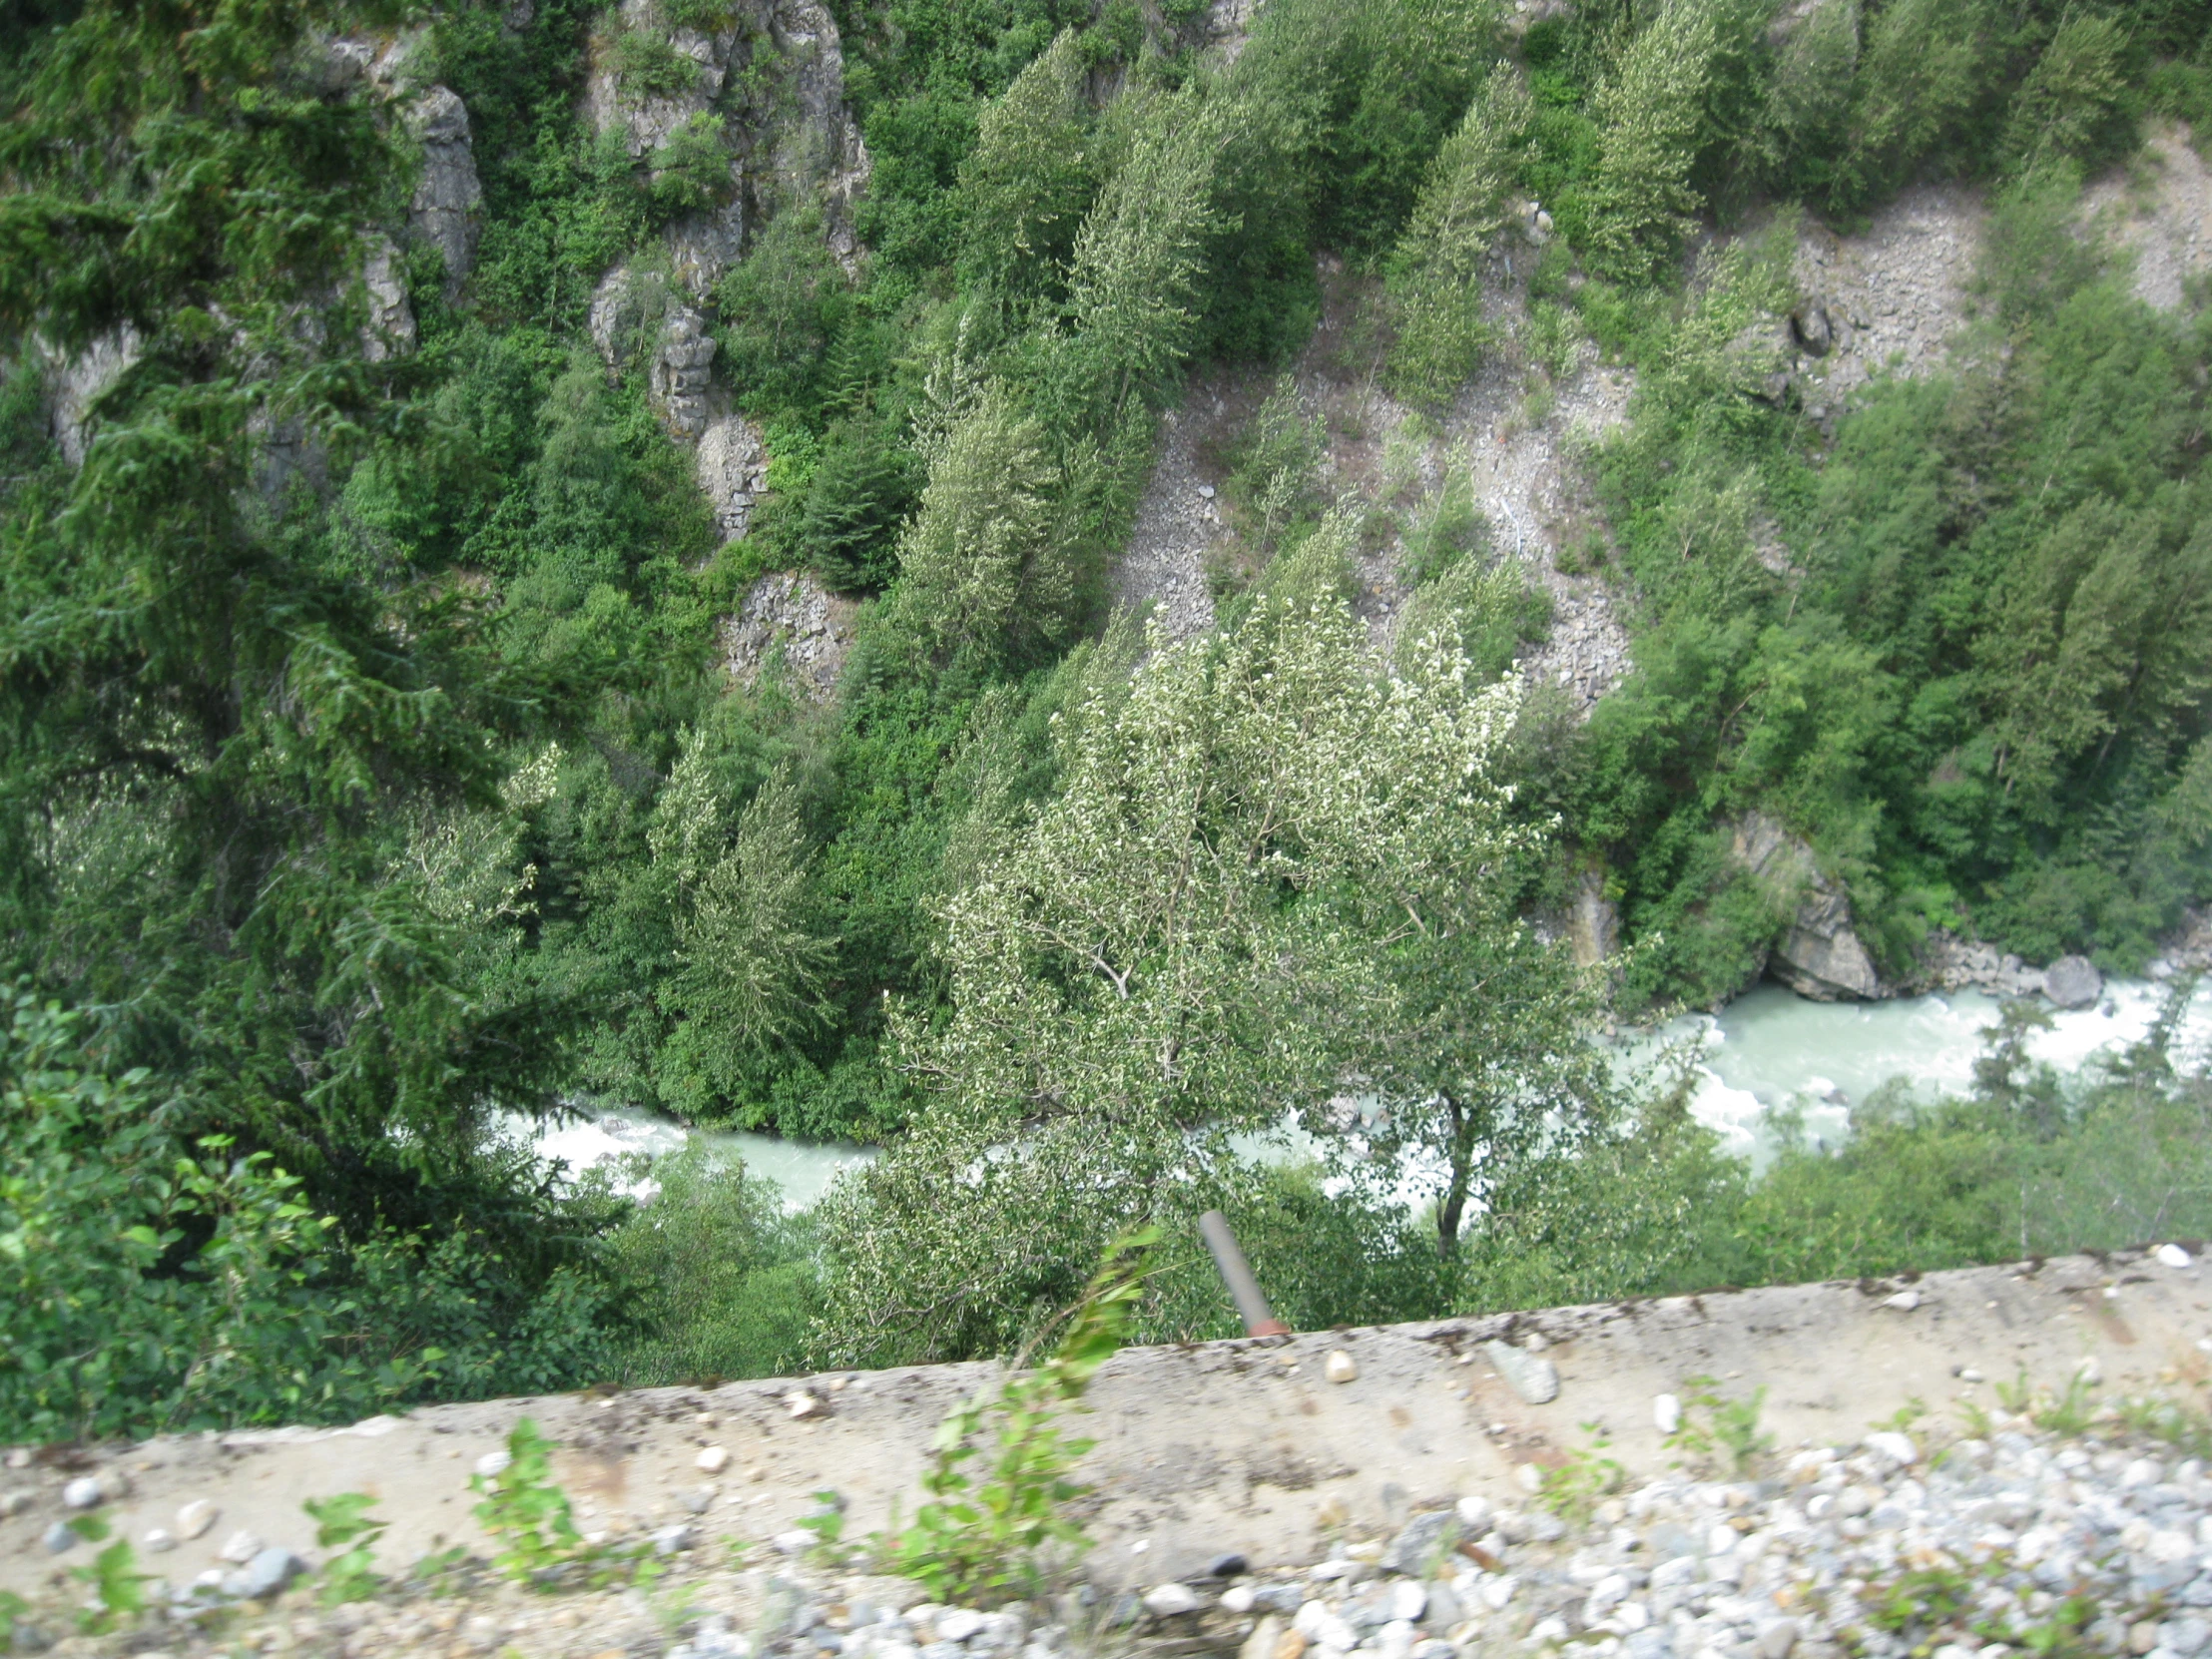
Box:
1199 1210 1291 1337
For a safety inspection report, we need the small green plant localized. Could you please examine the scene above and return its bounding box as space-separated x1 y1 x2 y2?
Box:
1665 1377 1773 1475
303 1493 387 1604
614 30 702 97
66 1517 150 1633
2036 1371 2100 1435
796 1490 849 1565
1537 1423 1625 1525
878 1227 1160 1605
1870 1563 1974 1633
1872 1397 1927 1433
0 1590 28 1650
2115 1394 2212 1458
471 1420 659 1592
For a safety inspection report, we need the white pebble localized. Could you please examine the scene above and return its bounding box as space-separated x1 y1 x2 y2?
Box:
1221 1584 1257 1614
1653 1393 1681 1435
176 1499 218 1539
697 1445 731 1473
1325 1350 1359 1384
1454 1493 1490 1528
2159 1243 2195 1269
61 1477 101 1509
1389 1579 1427 1622
216 1530 263 1565
1142 1583 1201 1618
938 1609 987 1642
473 1450 511 1478
141 1527 176 1553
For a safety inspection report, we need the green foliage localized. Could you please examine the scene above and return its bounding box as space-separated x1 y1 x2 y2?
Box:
474 1419 588 1585
471 1418 662 1590
879 1227 1157 1604
1663 1377 1773 1474
595 1142 821 1385
954 32 1100 301
614 29 703 98
1538 1425 1626 1525
67 1519 151 1635
1585 0 1723 280
304 1493 389 1605
820 542 1534 1364
713 206 855 420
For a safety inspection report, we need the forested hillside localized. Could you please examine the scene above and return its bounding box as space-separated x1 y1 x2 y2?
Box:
5 0 2212 1439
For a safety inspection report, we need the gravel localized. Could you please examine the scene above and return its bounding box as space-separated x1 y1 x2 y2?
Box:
24 1405 2212 1659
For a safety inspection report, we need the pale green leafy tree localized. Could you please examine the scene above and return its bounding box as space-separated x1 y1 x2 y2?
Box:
651 740 834 1105
1586 0 1722 280
1384 62 1534 407
1056 83 1227 428
1834 0 1997 208
816 515 1532 1365
891 387 1074 663
956 31 1100 300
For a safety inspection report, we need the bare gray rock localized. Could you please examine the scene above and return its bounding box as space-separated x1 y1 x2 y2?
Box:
361 235 417 362
44 323 141 467
406 87 483 289
2044 954 2103 1010
1730 813 1881 1001
697 414 769 541
652 307 719 439
722 571 852 701
1482 1340 1559 1405
1567 868 1618 969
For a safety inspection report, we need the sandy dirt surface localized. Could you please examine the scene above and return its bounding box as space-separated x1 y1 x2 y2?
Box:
7 1250 2208 1609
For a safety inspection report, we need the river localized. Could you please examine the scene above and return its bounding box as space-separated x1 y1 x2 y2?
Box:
528 976 2212 1204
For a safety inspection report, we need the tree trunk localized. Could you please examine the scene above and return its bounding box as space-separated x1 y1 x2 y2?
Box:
1436 1098 1470 1261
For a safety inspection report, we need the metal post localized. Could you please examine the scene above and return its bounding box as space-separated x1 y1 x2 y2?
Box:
1199 1210 1291 1337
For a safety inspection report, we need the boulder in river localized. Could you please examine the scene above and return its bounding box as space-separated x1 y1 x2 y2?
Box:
2044 953 2103 1009
1728 813 1882 1000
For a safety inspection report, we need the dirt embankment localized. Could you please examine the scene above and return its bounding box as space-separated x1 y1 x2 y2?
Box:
7 1249 2206 1614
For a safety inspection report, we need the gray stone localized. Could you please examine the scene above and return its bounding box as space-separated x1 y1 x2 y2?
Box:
1568 867 1619 969
1483 1339 1560 1404
1382 1509 1460 1577
42 1521 76 1554
697 413 768 541
405 87 482 288
222 1546 304 1600
2045 954 2102 1009
1790 302 1835 356
1730 814 1881 1000
651 307 718 438
361 235 417 362
1141 1583 1200 1618
1421 1581 1460 1631
1206 1552 1249 1578
2167 1619 2212 1658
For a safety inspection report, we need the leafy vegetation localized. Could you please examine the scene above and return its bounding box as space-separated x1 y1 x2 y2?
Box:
3 0 2211 1442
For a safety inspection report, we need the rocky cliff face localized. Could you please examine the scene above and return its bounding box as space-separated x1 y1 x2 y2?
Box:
581 0 870 494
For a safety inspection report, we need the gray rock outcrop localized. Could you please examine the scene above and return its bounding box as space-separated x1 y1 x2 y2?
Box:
45 324 142 467
697 414 768 540
722 571 850 701
2043 954 2103 1010
361 235 417 362
1730 813 1882 1000
1567 868 1618 970
406 87 483 289
652 308 719 439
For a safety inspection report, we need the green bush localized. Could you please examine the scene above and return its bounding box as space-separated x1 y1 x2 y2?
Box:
595 1143 822 1384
